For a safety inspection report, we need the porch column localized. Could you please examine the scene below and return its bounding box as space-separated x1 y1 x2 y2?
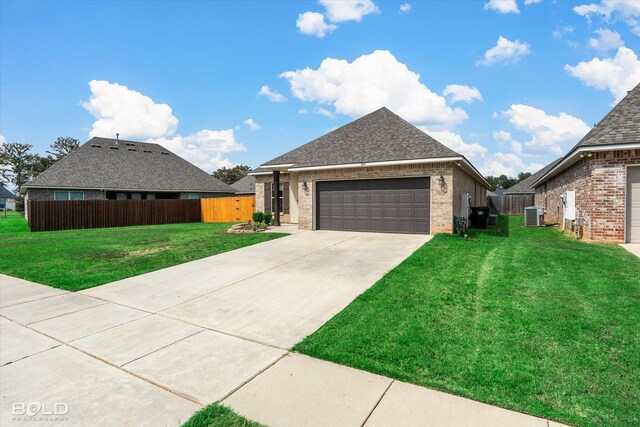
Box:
273 170 281 226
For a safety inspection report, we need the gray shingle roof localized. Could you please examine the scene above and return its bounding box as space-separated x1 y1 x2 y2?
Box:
260 107 460 169
0 185 15 199
231 175 255 194
504 158 562 194
534 83 639 186
571 83 640 150
24 137 236 193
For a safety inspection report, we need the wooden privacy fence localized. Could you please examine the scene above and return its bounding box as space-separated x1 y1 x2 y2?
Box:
487 194 535 215
27 199 202 232
201 195 255 222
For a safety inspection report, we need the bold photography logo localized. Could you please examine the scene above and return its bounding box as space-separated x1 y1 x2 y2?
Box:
13 400 69 417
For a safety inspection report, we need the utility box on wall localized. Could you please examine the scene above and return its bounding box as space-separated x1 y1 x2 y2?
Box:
461 193 471 219
562 190 576 221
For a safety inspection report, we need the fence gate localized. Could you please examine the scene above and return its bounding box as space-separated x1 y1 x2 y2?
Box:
201 195 255 222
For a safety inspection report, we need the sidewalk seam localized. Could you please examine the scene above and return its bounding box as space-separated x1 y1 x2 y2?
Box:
361 379 394 427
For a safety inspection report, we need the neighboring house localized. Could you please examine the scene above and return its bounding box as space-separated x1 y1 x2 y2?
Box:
22 137 236 203
533 84 640 243
231 175 255 195
0 185 15 211
250 107 489 234
504 160 561 196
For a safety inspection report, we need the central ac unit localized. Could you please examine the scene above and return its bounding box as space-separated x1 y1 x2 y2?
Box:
524 206 544 227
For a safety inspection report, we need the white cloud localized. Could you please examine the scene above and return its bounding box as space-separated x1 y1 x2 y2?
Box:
298 108 309 114
82 80 178 140
258 85 287 102
552 26 575 38
296 11 337 37
500 104 591 154
565 46 640 103
588 28 624 52
477 36 531 65
0 135 5 145
81 80 244 172
480 152 544 177
419 128 488 159
524 0 541 4
493 130 513 142
280 50 468 129
319 0 380 22
399 3 412 13
574 0 640 35
315 107 334 118
484 0 519 14
243 118 261 131
442 84 483 104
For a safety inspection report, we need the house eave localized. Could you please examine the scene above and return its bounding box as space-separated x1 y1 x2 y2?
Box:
532 143 640 187
21 185 234 194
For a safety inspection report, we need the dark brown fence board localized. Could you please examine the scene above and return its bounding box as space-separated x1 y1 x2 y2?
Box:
27 199 202 232
487 194 535 215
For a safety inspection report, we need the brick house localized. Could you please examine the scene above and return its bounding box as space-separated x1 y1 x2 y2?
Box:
533 84 640 243
250 107 489 235
22 137 235 204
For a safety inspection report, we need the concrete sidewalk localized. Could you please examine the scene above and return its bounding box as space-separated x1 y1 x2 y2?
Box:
1 230 567 426
620 243 640 258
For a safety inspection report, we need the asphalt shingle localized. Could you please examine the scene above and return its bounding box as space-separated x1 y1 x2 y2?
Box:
24 137 236 193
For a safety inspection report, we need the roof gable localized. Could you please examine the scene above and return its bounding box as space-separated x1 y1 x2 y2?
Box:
231 175 255 193
262 107 460 168
24 137 235 193
0 185 15 199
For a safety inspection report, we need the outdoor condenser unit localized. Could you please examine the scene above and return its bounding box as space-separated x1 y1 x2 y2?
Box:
524 206 545 227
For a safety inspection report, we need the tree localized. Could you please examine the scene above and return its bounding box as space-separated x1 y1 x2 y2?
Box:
0 142 34 192
47 136 79 160
29 154 56 177
212 164 251 185
485 172 533 191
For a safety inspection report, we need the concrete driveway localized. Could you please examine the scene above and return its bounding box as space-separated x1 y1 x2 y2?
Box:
1 230 428 426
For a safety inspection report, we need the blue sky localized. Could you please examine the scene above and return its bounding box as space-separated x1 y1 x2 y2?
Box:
1 0 639 177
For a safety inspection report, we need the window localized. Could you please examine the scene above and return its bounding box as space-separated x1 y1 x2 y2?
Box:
187 193 199 200
116 193 127 200
131 193 142 200
146 193 155 200
54 191 84 201
271 182 284 213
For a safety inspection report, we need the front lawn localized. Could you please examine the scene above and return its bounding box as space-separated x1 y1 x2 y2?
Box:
0 222 285 291
294 216 640 427
182 403 263 427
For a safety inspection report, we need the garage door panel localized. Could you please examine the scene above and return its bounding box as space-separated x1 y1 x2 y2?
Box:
316 178 430 234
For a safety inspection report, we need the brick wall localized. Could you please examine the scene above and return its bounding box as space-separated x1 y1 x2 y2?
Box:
27 188 106 201
452 165 487 217
255 162 487 234
534 149 640 242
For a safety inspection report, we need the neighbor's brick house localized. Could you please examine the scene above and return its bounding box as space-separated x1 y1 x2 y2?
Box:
251 107 489 235
533 84 640 243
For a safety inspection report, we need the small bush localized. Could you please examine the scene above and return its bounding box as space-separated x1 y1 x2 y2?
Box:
264 213 273 225
253 212 265 223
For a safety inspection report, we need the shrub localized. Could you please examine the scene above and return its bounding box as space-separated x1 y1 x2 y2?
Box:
264 212 273 225
253 212 265 223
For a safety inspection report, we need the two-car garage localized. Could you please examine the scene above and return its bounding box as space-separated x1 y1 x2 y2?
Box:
315 177 430 234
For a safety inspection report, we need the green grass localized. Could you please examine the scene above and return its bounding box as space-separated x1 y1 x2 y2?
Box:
294 216 640 427
182 404 263 427
0 211 30 233
0 222 285 291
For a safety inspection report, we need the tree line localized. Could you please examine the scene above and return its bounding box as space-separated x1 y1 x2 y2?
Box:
485 172 532 191
0 137 80 210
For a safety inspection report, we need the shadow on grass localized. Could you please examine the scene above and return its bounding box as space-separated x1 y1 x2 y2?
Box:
466 214 509 238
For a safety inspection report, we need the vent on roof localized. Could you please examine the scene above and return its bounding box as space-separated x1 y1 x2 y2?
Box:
109 146 119 150
160 151 169 155
91 144 101 148
143 149 152 153
125 142 135 146
127 148 137 152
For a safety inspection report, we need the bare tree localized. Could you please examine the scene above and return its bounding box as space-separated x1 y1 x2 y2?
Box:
47 136 80 160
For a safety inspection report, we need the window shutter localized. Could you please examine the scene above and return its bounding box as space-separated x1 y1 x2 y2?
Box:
283 182 290 214
264 183 272 213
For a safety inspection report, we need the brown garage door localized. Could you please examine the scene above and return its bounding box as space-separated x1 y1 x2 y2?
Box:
316 177 430 234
